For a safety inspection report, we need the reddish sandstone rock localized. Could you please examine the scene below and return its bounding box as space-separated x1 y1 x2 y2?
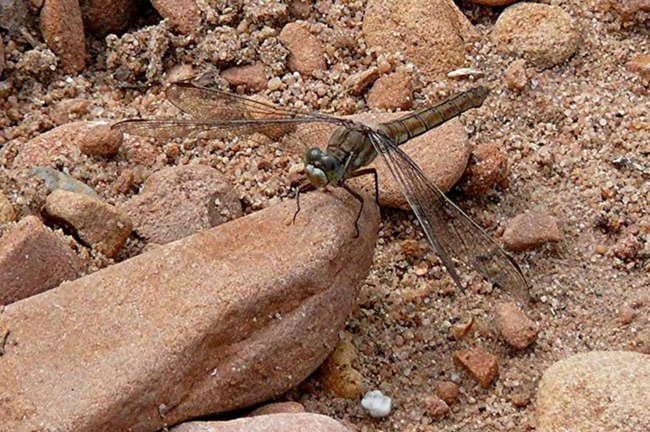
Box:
366 71 413 111
0 216 84 305
493 301 539 349
150 0 201 35
40 0 86 73
362 0 476 80
221 62 268 92
248 402 306 417
0 190 379 432
503 211 561 251
171 414 354 432
44 190 132 258
121 164 242 244
453 346 499 388
280 22 326 76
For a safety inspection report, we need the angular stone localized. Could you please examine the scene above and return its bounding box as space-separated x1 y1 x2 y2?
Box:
0 190 379 432
362 0 476 80
44 189 132 258
79 0 139 37
537 351 650 432
627 55 650 80
344 67 379 96
76 121 123 155
453 346 498 388
121 164 242 244
171 413 353 432
14 121 122 171
502 211 560 251
504 59 528 91
221 62 267 92
458 142 509 195
248 402 305 417
30 166 99 197
493 301 539 349
40 0 86 73
280 22 326 76
493 3 580 70
424 394 450 418
151 0 201 35
0 216 84 305
366 71 413 111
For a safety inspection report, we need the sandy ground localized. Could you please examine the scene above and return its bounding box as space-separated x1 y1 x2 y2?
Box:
1 0 648 431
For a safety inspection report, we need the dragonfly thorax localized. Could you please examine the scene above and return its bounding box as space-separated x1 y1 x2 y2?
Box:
304 147 345 188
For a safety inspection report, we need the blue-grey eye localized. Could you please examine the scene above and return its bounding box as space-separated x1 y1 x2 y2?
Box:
305 148 322 164
321 155 337 172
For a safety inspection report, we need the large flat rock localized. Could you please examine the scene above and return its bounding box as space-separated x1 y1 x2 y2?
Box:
0 190 379 432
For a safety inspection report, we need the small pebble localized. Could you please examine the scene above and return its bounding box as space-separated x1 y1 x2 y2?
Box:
436 381 459 406
0 191 16 224
493 301 539 349
504 59 528 91
366 71 413 110
453 346 499 388
279 22 326 76
361 390 392 418
30 167 99 197
618 304 636 325
424 394 450 418
502 211 561 251
221 62 267 92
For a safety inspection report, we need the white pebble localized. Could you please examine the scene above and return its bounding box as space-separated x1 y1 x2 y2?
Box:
361 390 392 418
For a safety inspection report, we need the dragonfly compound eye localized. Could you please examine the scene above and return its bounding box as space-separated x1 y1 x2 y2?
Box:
305 148 322 164
320 155 338 172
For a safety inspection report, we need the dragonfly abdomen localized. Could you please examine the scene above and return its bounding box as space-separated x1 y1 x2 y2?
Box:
379 86 489 146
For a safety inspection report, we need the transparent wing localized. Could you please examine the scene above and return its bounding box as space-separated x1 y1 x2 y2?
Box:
368 131 529 302
112 83 350 154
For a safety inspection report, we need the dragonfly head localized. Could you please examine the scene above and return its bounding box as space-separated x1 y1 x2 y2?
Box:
304 147 344 188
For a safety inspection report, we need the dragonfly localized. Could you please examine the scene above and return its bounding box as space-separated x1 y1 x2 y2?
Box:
113 82 528 301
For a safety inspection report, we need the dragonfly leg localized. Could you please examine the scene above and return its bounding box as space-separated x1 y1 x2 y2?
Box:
350 167 379 206
292 181 315 224
341 183 364 238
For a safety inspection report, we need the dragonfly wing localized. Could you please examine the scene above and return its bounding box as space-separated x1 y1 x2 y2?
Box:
165 82 339 122
368 131 529 302
112 117 348 155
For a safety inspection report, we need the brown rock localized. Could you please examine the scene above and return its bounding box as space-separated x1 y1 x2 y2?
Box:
121 164 242 244
466 0 518 5
450 317 474 340
279 22 326 76
366 71 413 111
436 381 459 406
424 394 450 418
493 301 539 349
150 0 201 35
79 0 139 37
510 390 531 408
78 121 123 155
458 142 509 195
0 191 16 224
248 402 306 417
50 98 92 126
613 232 643 261
0 216 84 305
503 211 560 251
221 62 267 92
40 0 86 73
0 190 378 431
537 351 650 432
346 116 470 209
344 67 380 95
14 121 122 171
44 190 132 258
453 346 499 388
317 336 367 399
627 55 650 79
171 414 354 432
362 0 476 80
493 3 580 70
504 59 528 91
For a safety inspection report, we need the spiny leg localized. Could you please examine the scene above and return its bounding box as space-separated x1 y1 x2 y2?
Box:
350 167 379 206
292 181 316 224
342 183 365 238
